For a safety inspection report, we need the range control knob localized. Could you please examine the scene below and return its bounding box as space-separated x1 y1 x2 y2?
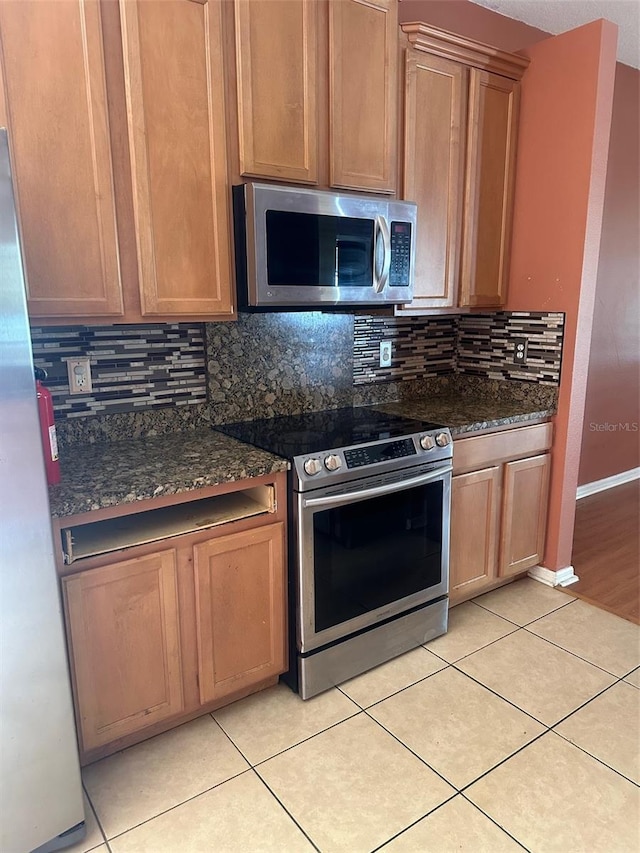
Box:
420 434 436 451
435 432 451 447
303 457 322 476
324 453 342 472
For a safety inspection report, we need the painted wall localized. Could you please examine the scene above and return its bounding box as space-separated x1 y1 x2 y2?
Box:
578 62 640 484
507 21 617 572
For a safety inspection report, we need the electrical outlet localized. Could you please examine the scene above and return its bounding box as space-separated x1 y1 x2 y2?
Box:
379 340 393 368
513 337 528 365
67 357 93 395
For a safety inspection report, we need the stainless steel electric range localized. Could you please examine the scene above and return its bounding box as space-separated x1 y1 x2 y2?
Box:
216 407 453 699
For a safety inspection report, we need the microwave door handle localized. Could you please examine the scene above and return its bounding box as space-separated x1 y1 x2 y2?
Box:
373 216 391 293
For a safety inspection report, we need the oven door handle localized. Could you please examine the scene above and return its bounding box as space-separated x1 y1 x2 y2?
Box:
302 465 452 509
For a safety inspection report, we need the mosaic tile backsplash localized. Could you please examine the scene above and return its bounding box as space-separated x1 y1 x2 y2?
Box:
457 312 564 383
31 324 206 418
353 311 564 385
34 310 563 440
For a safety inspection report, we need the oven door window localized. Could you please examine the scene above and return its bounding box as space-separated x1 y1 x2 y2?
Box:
313 481 444 633
266 210 374 288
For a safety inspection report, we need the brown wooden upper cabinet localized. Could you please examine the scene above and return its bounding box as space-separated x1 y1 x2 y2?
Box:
0 0 233 322
232 0 398 194
396 24 527 314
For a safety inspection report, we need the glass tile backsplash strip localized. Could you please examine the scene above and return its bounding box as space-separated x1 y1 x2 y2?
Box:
30 323 207 418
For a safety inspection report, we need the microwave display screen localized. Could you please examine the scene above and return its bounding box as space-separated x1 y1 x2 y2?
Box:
266 210 374 288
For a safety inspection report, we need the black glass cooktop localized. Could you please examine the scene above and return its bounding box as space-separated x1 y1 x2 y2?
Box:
215 407 443 459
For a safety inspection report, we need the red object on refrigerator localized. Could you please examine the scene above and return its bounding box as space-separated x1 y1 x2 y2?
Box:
35 368 60 485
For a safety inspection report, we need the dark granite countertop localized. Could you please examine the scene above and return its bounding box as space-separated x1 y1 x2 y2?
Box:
48 379 556 519
374 394 555 436
48 429 289 519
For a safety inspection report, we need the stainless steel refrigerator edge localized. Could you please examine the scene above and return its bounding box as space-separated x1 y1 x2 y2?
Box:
0 129 86 852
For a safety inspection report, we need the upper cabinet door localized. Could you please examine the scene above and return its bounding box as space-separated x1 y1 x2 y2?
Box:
398 50 466 313
235 0 318 184
329 0 397 193
0 0 124 318
460 69 520 308
120 0 233 317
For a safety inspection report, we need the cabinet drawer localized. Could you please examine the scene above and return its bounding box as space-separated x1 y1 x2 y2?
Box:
453 422 552 474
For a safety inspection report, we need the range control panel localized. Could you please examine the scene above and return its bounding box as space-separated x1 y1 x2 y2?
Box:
293 428 452 492
344 437 415 469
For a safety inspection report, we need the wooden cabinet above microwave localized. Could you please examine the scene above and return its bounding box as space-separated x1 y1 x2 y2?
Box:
229 0 399 194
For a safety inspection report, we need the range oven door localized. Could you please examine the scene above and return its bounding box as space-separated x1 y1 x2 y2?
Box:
294 463 451 654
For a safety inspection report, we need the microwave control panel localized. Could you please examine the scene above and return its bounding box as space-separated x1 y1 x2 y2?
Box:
389 222 412 287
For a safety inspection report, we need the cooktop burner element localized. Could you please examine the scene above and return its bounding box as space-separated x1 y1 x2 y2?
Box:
215 407 440 457
215 407 452 492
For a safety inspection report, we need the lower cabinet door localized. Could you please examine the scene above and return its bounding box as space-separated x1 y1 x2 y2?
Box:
499 453 550 577
193 522 286 705
63 549 184 752
449 466 501 601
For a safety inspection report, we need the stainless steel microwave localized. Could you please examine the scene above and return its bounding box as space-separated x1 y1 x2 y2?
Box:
233 182 417 308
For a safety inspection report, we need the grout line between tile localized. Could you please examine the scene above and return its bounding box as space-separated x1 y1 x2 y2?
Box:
520 625 631 678
471 592 576 628
424 624 521 667
342 661 451 713
456 727 551 795
362 707 460 792
458 791 532 852
550 726 640 787
252 768 322 852
368 790 460 853
248 707 363 770
101 766 253 843
448 661 552 728
207 711 255 767
81 781 109 851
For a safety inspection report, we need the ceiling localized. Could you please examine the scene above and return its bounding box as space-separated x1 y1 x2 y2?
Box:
469 0 639 68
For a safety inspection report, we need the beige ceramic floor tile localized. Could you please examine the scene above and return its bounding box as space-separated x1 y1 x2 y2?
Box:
213 682 359 764
83 715 248 839
467 732 640 853
426 601 517 662
624 667 640 688
66 793 105 853
370 667 544 788
555 681 640 783
258 713 455 853
339 646 446 708
109 770 314 853
527 598 640 676
457 630 615 725
381 794 523 852
474 578 573 625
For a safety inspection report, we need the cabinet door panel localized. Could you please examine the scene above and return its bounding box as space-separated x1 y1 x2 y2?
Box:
194 522 286 704
329 0 397 192
120 0 232 316
398 50 466 312
460 70 519 308
63 550 183 752
500 454 550 577
0 0 123 317
235 0 318 184
450 467 501 601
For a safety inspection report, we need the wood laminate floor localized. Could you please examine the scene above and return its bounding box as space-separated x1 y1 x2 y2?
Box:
568 480 640 624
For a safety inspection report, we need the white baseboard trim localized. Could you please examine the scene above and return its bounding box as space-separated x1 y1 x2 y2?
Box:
528 565 580 588
577 467 640 500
